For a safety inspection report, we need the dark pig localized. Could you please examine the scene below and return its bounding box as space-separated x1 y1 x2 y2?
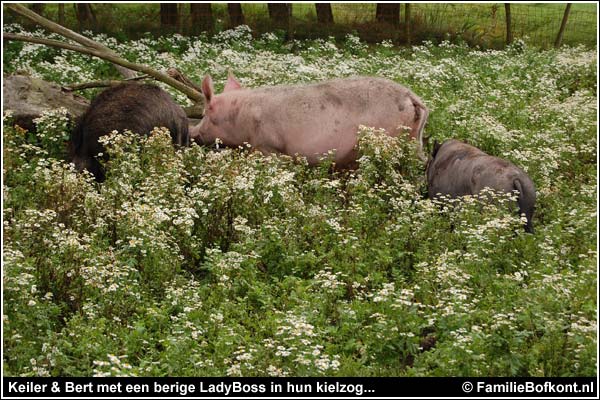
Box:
69 83 189 181
190 74 429 166
426 139 536 233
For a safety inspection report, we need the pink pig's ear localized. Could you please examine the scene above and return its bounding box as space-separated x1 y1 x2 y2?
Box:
202 75 214 103
223 71 242 92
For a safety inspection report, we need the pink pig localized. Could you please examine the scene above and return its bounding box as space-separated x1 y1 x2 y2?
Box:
190 73 429 166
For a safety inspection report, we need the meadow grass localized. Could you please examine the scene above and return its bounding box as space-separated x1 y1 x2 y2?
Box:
2 24 597 377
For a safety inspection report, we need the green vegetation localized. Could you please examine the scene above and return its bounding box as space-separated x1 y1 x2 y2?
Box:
4 3 596 48
2 25 597 377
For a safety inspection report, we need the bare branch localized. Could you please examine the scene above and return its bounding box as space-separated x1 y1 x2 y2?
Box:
183 105 205 119
4 32 91 56
63 80 129 91
167 68 203 93
4 33 203 103
5 4 204 111
167 68 204 103
63 75 149 91
61 74 204 118
6 3 136 78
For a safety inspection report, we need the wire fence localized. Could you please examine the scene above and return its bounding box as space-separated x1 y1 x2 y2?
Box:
6 3 598 49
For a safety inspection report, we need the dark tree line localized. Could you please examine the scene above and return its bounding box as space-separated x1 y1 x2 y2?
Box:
41 4 401 33
28 3 96 31
160 3 178 29
35 3 374 32
26 3 574 48
376 3 400 26
191 4 213 34
315 4 333 24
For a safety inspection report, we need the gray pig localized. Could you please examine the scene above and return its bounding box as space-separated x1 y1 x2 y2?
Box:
190 74 429 166
426 139 536 233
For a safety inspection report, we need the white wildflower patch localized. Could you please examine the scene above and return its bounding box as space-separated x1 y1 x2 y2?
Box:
370 282 396 303
93 354 135 377
312 268 347 295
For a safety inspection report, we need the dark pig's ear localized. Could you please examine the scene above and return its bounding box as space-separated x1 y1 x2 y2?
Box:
202 75 214 103
431 140 441 158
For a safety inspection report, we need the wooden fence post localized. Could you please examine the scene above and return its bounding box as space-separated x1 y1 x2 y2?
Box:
554 3 572 48
505 3 513 45
405 4 411 45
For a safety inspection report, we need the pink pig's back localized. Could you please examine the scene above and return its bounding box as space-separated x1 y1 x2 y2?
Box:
223 77 426 166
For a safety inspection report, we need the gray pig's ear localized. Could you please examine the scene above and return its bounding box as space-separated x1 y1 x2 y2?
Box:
202 75 214 103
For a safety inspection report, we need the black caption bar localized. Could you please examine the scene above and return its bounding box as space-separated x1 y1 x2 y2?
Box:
2 377 597 398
